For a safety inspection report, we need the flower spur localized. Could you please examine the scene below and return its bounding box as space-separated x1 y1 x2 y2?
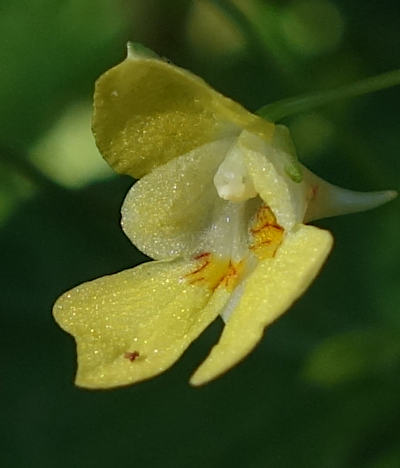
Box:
53 44 396 388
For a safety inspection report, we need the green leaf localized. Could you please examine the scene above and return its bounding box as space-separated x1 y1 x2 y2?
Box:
257 69 400 121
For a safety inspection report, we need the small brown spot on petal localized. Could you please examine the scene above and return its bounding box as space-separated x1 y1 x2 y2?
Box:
124 351 140 362
310 185 319 200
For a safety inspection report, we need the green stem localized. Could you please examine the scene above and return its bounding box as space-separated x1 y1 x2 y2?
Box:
212 0 296 78
211 0 266 58
211 0 258 44
257 69 400 121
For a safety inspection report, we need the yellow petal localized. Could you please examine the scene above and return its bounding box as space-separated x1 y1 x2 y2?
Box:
93 51 274 178
190 224 333 386
121 139 232 259
53 258 230 388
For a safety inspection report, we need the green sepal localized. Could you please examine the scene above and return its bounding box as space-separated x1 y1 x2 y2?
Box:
284 162 303 183
272 125 303 183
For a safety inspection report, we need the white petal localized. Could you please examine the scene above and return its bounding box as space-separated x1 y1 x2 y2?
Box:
239 130 308 230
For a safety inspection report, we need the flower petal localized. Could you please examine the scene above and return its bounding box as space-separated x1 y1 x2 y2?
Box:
93 49 274 178
121 138 233 259
190 224 333 386
239 129 309 230
53 259 230 388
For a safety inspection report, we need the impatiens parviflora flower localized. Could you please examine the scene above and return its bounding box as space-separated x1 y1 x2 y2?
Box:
53 43 396 389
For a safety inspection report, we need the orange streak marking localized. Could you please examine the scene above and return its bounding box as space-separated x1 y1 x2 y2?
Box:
184 253 243 292
249 205 284 260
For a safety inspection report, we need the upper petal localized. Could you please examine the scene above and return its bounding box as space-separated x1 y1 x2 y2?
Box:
93 47 274 178
190 224 333 386
53 258 230 388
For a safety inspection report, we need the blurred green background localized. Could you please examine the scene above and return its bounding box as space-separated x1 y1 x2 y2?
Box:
1 1 399 467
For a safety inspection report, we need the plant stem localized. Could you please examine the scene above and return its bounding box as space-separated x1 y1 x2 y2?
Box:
257 69 400 121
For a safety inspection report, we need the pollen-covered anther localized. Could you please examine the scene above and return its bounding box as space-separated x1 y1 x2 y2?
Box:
249 205 284 259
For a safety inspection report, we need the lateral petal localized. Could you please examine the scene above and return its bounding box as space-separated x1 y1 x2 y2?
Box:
53 258 229 388
190 224 333 386
121 138 233 259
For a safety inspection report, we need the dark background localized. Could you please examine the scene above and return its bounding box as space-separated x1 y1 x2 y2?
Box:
1 1 399 467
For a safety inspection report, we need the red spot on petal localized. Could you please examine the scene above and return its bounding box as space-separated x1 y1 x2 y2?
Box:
194 252 210 260
124 351 140 362
311 185 319 200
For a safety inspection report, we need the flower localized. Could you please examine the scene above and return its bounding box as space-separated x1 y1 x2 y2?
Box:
53 43 396 389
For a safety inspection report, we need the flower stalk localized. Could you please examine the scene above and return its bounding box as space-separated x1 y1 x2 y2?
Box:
257 69 400 121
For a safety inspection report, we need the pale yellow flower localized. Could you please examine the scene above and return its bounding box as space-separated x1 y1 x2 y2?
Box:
53 44 396 388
